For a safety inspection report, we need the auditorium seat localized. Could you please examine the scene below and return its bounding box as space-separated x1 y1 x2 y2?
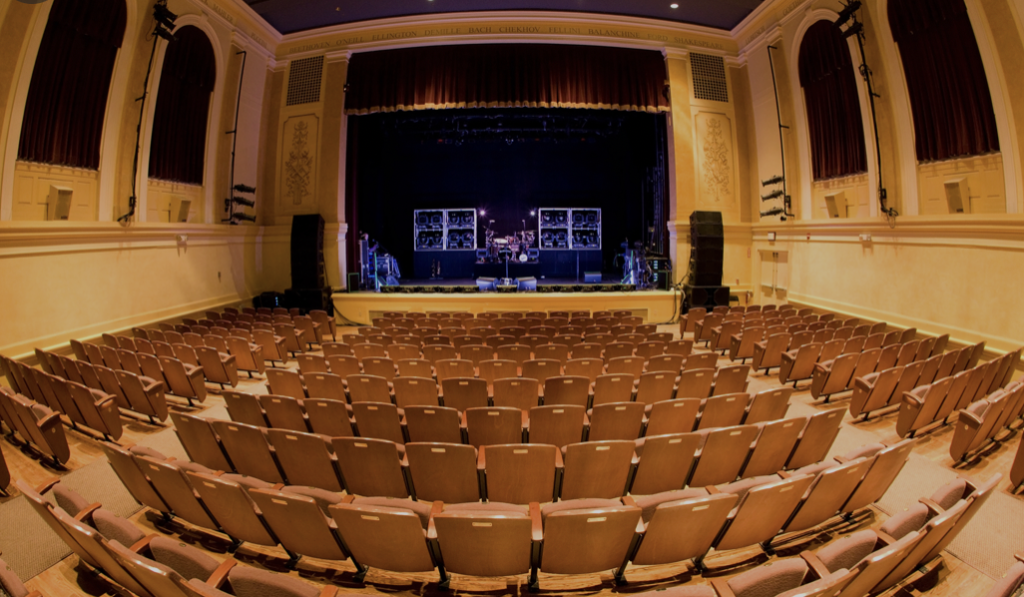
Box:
347 374 392 403
435 358 475 382
849 367 902 419
0 390 70 465
478 359 519 387
565 357 605 382
157 355 207 405
711 473 816 554
779 342 823 387
492 377 540 410
67 382 123 440
523 359 563 384
331 437 409 498
630 433 701 495
536 498 641 582
361 357 396 381
559 440 635 499
635 372 676 407
643 399 701 437
186 471 281 550
329 497 438 582
267 428 345 491
352 402 406 444
646 354 685 374
113 369 168 422
744 387 792 424
247 488 350 568
676 369 715 399
781 456 875 535
211 420 284 483
698 393 750 430
404 405 463 443
587 402 645 441
258 394 308 432
479 444 560 503
786 408 846 470
590 374 634 406
405 442 480 502
431 502 534 584
741 418 805 477
195 346 238 389
688 425 760 486
441 377 488 412
543 375 590 407
464 406 523 446
712 364 750 395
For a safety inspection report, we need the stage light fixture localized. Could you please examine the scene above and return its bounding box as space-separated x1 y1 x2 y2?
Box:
230 196 256 208
760 207 785 217
479 209 486 216
529 209 536 216
154 26 175 41
834 0 862 28
670 3 679 7
229 213 257 224
761 175 784 187
841 21 864 39
233 183 256 193
761 189 784 201
154 2 177 29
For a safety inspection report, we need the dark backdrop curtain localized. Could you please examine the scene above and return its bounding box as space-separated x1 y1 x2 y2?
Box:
17 0 126 169
345 44 669 115
799 20 868 180
889 0 999 161
148 26 216 184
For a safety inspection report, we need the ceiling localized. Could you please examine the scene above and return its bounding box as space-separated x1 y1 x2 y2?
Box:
244 0 768 36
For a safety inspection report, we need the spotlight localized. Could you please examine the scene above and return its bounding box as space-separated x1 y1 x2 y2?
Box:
233 183 256 193
154 26 175 42
834 0 862 29
479 209 486 216
760 207 785 217
153 1 177 29
529 210 536 216
230 196 256 208
229 213 257 224
841 21 864 39
761 175 784 186
761 189 785 201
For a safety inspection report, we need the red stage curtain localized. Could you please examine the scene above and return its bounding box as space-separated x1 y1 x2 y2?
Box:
17 0 127 169
344 44 669 115
888 0 999 161
798 20 868 180
148 26 216 185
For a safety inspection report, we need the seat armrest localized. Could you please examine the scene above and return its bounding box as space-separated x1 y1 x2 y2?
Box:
918 497 944 514
529 502 543 542
35 478 61 495
958 411 984 429
709 577 737 597
341 495 356 504
621 495 637 507
876 530 897 546
206 559 237 588
800 551 832 580
834 455 850 464
74 503 103 523
129 534 159 553
477 447 487 470
1015 553 1024 564
705 485 721 494
427 501 444 539
318 587 339 597
554 449 564 468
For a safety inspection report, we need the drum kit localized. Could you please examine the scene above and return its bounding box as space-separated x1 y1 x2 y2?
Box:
482 220 536 264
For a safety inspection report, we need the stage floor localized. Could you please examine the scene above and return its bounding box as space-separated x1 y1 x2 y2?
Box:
395 274 622 286
332 287 680 325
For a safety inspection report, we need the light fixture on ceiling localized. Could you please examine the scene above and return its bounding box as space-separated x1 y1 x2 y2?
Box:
670 3 679 8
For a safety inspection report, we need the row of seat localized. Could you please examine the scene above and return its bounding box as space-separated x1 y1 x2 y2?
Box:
100 332 268 379
777 331 923 388
33 347 205 408
682 304 806 334
708 316 875 357
224 385 790 446
168 405 844 499
75 340 240 390
811 336 957 402
897 349 1022 439
950 380 1024 462
1 360 125 441
727 321 885 364
99 437 911 587
0 387 70 465
850 341 995 420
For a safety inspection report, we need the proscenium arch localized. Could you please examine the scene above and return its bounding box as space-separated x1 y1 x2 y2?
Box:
786 9 878 219
137 14 226 223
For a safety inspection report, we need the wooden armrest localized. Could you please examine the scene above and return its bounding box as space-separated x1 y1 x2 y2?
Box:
129 534 159 553
74 503 102 522
919 497 944 514
341 495 355 504
554 449 564 468
529 502 543 542
206 559 237 588
834 455 850 464
1014 553 1024 564
477 447 487 469
621 495 637 507
705 485 721 494
800 551 832 580
35 478 61 495
271 483 285 490
876 530 897 546
318 586 339 597
24 592 41 597
778 471 793 479
958 411 984 428
709 577 736 597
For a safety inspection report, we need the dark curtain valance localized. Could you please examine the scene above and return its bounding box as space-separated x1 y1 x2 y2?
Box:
149 26 216 185
17 0 126 169
798 20 868 180
888 0 999 161
344 44 669 115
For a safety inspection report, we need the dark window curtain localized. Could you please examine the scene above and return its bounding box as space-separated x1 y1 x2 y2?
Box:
148 26 216 185
889 0 999 161
799 20 868 180
17 0 126 169
345 44 669 115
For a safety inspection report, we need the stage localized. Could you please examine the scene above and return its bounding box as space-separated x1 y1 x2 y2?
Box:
332 286 681 325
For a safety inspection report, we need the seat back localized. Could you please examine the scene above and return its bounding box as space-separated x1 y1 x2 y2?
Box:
304 398 355 438
632 492 737 565
210 420 283 482
482 444 558 504
465 407 523 446
689 425 760 486
630 432 701 495
698 392 751 430
560 440 635 499
745 387 792 424
100 442 169 513
347 374 392 403
185 472 278 546
331 437 409 498
258 394 308 432
741 417 806 477
351 401 405 444
528 405 586 448
787 408 846 469
783 457 873 533
135 455 219 529
392 377 439 408
714 474 815 551
403 405 463 444
588 402 645 441
540 504 642 574
441 377 488 412
405 442 480 502
635 372 676 406
361 357 396 381
330 502 435 574
492 378 540 410
435 359 475 382
644 399 701 437
676 368 715 399
432 507 533 577
248 489 348 560
543 376 591 408
841 439 915 513
267 428 344 492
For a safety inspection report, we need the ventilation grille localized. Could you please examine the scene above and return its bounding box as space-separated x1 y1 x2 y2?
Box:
286 56 324 106
691 53 729 103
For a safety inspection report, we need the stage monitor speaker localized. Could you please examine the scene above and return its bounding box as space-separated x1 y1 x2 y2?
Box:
476 277 496 292
517 277 538 291
584 271 602 283
684 285 730 312
291 214 325 289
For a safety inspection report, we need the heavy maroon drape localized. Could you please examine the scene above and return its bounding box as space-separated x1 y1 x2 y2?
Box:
344 44 669 115
17 0 126 169
799 20 868 180
889 0 999 161
148 26 216 185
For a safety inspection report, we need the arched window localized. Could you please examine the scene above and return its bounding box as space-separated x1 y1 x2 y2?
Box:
889 0 999 161
148 26 216 185
17 0 127 169
798 20 868 180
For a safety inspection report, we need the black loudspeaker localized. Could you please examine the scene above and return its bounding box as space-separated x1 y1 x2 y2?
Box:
684 285 731 311
285 287 333 314
291 214 326 289
689 211 724 287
